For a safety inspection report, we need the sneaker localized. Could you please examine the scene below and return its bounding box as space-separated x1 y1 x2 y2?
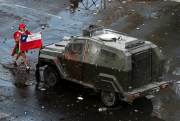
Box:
26 66 30 71
14 60 19 66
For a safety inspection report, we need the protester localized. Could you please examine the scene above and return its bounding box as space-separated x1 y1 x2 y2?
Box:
12 23 32 71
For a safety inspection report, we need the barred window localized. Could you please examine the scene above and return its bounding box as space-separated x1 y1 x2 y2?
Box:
66 43 83 54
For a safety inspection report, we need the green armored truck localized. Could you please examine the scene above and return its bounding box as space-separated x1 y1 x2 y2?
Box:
36 25 168 107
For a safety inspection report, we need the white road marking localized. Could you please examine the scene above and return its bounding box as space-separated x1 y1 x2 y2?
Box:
0 112 23 121
171 0 180 2
0 3 63 19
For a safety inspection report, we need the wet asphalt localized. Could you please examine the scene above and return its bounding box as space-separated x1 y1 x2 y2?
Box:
0 0 180 121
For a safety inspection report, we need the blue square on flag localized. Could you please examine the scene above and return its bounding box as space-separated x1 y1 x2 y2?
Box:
20 34 28 43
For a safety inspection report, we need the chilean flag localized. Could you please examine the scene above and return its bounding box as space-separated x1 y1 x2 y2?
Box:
20 33 43 52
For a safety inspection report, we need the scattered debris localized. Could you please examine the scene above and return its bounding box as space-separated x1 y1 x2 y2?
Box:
11 26 14 29
77 96 83 101
150 12 160 18
40 88 46 91
0 96 6 101
146 94 155 99
98 20 101 23
98 107 107 112
122 1 127 4
134 110 138 113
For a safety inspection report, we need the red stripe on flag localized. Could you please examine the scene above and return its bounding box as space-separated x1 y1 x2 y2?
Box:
20 39 43 52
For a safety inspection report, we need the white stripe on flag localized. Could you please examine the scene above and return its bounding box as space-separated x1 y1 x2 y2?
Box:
26 33 41 42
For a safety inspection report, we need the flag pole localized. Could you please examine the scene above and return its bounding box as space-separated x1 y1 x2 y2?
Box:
19 36 21 53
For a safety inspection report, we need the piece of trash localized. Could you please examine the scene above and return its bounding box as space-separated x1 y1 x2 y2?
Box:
93 12 98 15
0 96 6 101
40 88 46 91
109 112 113 115
150 12 160 18
122 1 127 4
136 28 140 30
77 96 83 100
134 110 138 112
70 24 73 26
42 106 44 109
70 4 74 7
146 95 155 99
25 82 33 86
98 20 102 23
41 26 45 30
98 107 107 112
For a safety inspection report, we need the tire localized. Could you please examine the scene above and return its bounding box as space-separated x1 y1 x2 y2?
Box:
101 90 120 107
43 66 60 87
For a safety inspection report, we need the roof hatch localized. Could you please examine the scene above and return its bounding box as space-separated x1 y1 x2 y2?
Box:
99 34 119 42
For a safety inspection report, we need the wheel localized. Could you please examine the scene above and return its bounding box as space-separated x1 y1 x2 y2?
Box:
43 66 60 87
101 90 119 107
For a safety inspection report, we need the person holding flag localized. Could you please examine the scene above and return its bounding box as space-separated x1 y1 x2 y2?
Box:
12 23 43 71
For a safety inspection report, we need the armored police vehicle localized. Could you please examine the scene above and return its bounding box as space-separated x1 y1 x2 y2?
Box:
36 25 168 107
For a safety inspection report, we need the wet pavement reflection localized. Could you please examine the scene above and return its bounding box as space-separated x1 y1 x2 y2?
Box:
0 0 180 121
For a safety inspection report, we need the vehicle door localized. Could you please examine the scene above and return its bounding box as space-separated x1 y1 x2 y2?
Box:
62 39 85 81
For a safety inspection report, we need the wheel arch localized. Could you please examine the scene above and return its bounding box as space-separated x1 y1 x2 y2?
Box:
38 56 67 78
95 73 124 94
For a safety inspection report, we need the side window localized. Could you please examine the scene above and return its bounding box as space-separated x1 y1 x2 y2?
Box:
65 43 83 54
65 43 73 52
73 43 83 54
99 49 116 60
